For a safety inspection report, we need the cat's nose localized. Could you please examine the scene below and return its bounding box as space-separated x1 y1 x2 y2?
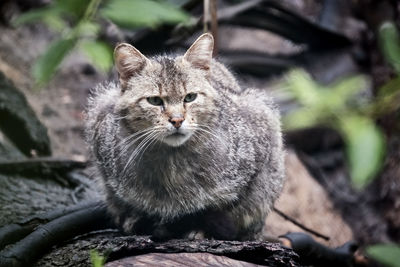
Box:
169 117 185 128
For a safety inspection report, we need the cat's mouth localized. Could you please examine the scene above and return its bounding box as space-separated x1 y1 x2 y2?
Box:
170 132 186 137
162 131 191 147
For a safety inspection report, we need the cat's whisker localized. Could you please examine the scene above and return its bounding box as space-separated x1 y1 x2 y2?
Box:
130 131 161 161
114 115 128 120
122 133 160 176
121 130 160 163
114 130 156 161
118 126 165 144
190 133 204 146
113 128 153 150
112 126 164 156
191 125 228 149
135 132 162 164
111 130 155 160
121 130 162 177
111 127 157 162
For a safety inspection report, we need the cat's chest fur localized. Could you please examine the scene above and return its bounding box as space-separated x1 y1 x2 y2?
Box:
113 122 258 220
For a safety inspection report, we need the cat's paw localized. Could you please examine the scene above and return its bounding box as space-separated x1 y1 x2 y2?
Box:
185 230 205 240
151 225 174 241
121 216 139 234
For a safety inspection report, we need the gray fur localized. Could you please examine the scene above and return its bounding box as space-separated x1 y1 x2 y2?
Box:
85 35 285 241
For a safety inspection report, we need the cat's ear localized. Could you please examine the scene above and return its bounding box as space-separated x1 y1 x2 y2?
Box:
114 43 150 89
183 33 214 70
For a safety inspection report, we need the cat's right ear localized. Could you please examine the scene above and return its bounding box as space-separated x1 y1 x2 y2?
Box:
114 43 150 90
183 33 214 70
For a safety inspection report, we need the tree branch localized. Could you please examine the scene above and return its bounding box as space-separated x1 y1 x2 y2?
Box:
273 207 330 241
0 201 101 251
0 201 110 267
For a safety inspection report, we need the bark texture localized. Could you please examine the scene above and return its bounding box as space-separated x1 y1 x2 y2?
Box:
37 233 301 267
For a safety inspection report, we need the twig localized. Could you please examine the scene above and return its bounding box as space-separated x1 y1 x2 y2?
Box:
273 207 330 241
210 0 218 56
203 0 209 32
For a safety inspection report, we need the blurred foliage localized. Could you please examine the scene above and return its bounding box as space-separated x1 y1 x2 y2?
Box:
101 0 188 29
13 0 189 85
367 244 400 267
379 21 400 74
283 70 385 189
284 21 400 189
90 250 106 267
32 37 78 85
365 19 400 267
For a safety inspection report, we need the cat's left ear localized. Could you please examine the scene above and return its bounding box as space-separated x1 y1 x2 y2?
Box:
114 43 150 90
183 33 214 70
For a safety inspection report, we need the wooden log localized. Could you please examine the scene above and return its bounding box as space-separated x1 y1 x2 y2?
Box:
104 238 300 266
36 231 301 267
106 252 266 267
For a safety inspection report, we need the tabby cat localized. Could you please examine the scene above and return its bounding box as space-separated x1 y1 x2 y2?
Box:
86 33 285 240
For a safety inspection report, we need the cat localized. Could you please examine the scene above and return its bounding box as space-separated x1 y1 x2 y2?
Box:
85 33 285 241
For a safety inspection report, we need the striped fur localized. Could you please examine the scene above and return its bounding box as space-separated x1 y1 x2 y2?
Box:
85 35 285 240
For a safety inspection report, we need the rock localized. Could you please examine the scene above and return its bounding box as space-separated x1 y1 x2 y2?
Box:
265 151 354 247
0 134 25 161
0 72 51 156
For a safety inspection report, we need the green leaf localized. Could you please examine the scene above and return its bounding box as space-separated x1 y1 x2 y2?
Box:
339 116 386 189
80 41 113 72
285 69 320 106
12 7 58 26
330 75 366 106
165 0 191 6
33 38 77 85
42 14 68 32
283 108 320 130
76 21 101 38
379 21 400 74
90 250 106 267
55 0 91 19
378 75 400 97
101 0 189 29
367 244 400 267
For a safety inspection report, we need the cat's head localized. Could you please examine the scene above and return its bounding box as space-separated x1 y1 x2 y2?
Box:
114 33 218 147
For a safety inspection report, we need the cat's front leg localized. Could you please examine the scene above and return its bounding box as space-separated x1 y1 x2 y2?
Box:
202 209 265 240
184 230 205 240
200 210 241 240
106 196 158 235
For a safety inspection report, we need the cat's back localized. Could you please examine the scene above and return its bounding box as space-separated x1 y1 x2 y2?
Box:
85 82 121 160
208 60 282 178
209 60 243 95
209 59 279 127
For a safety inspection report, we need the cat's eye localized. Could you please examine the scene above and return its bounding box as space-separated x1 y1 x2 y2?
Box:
184 93 197 103
147 96 163 106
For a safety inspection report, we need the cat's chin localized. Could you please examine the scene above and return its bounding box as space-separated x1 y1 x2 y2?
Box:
162 132 191 147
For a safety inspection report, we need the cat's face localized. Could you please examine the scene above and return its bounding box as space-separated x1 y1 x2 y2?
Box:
114 34 217 147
